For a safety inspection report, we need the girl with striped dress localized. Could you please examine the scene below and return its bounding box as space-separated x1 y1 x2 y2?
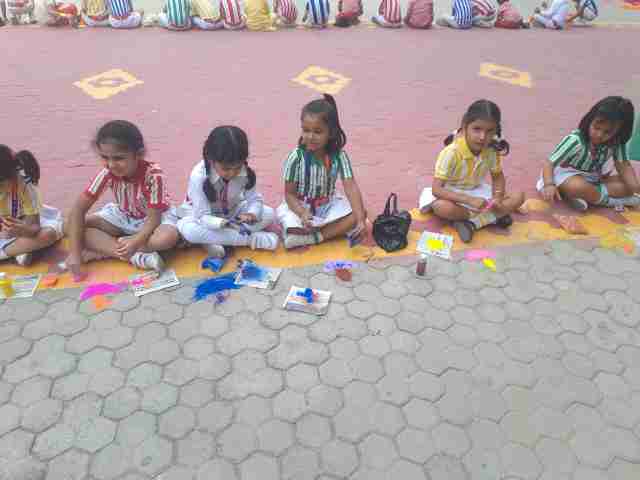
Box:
159 0 191 29
436 0 473 28
274 0 297 26
471 0 497 27
302 0 329 28
538 97 640 211
278 94 368 249
218 0 246 29
106 0 143 28
372 0 402 27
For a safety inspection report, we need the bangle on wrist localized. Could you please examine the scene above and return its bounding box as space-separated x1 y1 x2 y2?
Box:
543 183 555 188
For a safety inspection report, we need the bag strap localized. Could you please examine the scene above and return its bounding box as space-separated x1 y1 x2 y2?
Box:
384 193 398 216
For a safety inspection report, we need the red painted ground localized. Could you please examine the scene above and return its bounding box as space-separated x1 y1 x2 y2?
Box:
1 25 639 219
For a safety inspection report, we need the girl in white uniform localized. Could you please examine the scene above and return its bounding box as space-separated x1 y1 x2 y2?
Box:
177 126 278 258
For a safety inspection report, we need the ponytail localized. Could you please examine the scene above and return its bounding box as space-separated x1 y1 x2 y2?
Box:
16 150 41 185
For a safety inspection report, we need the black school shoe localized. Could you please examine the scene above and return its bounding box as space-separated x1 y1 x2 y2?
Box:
453 220 475 243
495 214 513 229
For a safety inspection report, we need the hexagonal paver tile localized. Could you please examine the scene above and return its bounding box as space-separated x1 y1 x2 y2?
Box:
236 396 272 427
0 404 21 435
376 375 410 405
267 325 328 369
11 376 51 407
164 358 200 386
426 455 468 480
75 417 117 453
286 364 320 393
535 437 577 475
409 371 445 401
397 428 436 463
197 458 237 480
296 413 332 448
281 446 319 480
350 355 385 383
159 406 196 439
500 443 542 480
177 431 215 467
91 443 131 480
500 411 539 447
240 453 279 480
432 423 471 458
88 368 125 396
46 449 90 480
257 419 294 455
218 424 257 461
199 354 231 380
359 433 398 469
21 398 63 433
127 362 163 389
51 373 91 401
103 387 140 420
141 382 178 414
386 459 427 480
33 424 75 460
369 402 406 436
403 398 440 430
116 411 157 448
132 436 173 476
198 400 233 433
307 384 343 416
180 379 215 408
321 439 359 477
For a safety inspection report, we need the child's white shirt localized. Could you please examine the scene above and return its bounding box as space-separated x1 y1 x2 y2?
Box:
186 161 264 221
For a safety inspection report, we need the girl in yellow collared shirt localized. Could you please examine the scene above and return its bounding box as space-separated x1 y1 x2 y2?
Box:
0 146 63 266
419 99 525 243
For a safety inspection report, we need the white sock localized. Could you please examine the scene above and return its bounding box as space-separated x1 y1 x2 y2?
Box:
606 196 640 207
469 212 497 229
284 232 323 249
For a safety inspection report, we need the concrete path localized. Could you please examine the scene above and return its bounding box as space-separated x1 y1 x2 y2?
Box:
2 239 640 480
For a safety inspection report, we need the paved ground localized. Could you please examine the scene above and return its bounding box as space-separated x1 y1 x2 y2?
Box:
2 239 640 480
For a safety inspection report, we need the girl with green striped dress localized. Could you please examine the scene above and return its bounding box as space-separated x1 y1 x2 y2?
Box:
538 97 640 211
277 94 368 249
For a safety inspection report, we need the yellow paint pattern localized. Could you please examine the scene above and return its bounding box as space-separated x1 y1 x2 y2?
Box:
2 209 640 293
479 63 532 88
292 66 351 95
74 69 143 100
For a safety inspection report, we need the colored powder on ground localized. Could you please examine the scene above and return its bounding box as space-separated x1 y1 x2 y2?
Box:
482 258 497 272
80 283 127 301
202 256 227 273
239 260 267 282
324 260 354 273
335 268 352 282
41 274 59 288
91 295 112 310
465 249 497 261
193 272 242 301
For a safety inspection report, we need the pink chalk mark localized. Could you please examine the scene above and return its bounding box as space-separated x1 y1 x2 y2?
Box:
465 249 497 261
79 283 127 301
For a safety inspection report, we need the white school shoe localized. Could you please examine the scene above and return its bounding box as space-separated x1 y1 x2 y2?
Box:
15 253 33 267
205 244 226 258
130 252 165 272
249 232 279 251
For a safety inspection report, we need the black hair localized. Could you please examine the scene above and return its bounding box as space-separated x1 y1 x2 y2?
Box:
94 120 145 153
202 126 256 203
578 96 635 147
444 99 510 155
0 145 41 185
299 94 347 155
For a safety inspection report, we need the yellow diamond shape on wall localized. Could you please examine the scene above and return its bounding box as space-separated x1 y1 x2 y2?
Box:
74 69 144 100
292 66 351 95
479 63 532 88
